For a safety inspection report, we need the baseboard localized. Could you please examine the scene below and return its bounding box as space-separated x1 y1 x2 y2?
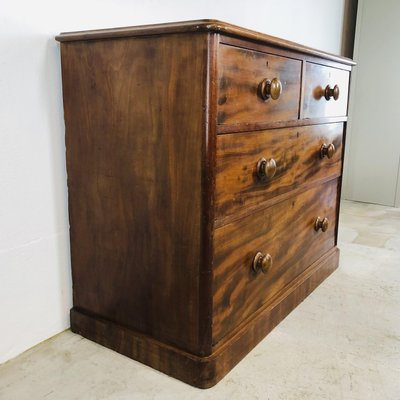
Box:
71 247 339 389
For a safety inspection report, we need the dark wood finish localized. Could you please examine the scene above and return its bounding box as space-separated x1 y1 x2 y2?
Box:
71 247 339 389
216 115 347 134
61 33 211 356
302 62 350 119
217 44 301 125
219 35 354 71
213 179 339 343
57 20 354 388
335 122 349 246
216 124 343 220
198 31 218 358
55 19 356 67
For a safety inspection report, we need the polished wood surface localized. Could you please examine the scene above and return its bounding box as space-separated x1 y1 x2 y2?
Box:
216 124 343 220
213 179 339 343
56 19 356 67
302 62 350 119
57 20 353 388
71 247 339 389
217 44 301 125
216 115 348 134
61 33 211 356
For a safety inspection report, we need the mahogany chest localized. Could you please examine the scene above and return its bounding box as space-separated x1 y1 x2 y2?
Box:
56 20 354 388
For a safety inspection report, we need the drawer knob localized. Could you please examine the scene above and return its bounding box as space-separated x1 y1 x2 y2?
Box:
314 217 329 232
320 143 336 159
257 157 277 180
259 78 282 100
253 252 272 274
324 84 340 101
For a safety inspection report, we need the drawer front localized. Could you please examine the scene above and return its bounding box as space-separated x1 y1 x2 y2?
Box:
217 44 301 126
302 62 350 119
216 123 343 220
213 179 339 343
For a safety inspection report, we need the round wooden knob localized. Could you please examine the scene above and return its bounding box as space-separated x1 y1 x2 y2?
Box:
257 158 277 180
324 84 339 101
253 252 272 274
259 78 282 100
320 143 336 159
314 217 329 232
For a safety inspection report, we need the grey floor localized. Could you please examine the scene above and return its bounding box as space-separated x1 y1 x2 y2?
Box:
1 200 399 400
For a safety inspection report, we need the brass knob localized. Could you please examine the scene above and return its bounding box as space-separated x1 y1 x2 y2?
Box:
257 158 277 180
324 84 339 101
253 252 272 274
314 217 329 232
259 78 282 100
320 143 336 159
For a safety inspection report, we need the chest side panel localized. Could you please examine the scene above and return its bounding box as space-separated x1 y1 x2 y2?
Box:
61 33 209 355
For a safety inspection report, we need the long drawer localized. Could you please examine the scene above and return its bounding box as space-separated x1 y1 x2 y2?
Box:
215 123 343 221
213 179 339 344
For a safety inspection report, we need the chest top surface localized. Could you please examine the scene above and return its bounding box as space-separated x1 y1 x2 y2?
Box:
56 19 355 66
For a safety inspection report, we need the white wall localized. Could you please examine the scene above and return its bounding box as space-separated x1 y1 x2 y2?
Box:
343 0 400 207
0 0 348 364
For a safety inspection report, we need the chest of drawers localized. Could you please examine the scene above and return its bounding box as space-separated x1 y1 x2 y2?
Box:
56 20 354 388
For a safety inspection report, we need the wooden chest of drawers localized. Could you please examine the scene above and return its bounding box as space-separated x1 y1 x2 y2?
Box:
56 20 354 388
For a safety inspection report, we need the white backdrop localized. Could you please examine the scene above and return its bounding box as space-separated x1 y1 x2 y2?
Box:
0 0 348 363
343 0 400 207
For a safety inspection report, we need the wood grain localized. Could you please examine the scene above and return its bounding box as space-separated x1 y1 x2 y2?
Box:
219 35 354 71
216 116 348 134
58 22 353 388
71 247 339 388
216 123 343 220
61 33 211 356
55 19 356 67
213 179 339 343
302 62 350 119
217 44 301 125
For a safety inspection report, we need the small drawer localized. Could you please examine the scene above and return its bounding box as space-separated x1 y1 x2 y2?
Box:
212 179 339 343
302 62 350 119
215 123 343 220
217 44 301 126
